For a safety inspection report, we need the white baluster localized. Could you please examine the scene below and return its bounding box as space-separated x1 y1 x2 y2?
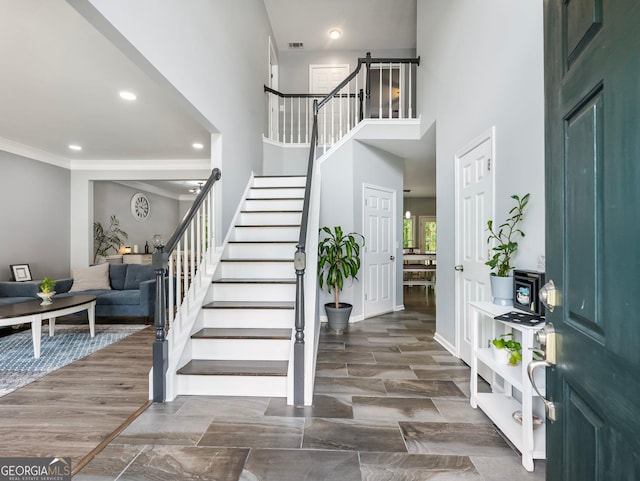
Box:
297 97 301 143
399 64 404 119
331 97 335 146
323 106 327 154
168 254 174 329
339 89 343 140
389 62 393 119
347 81 350 132
182 234 188 312
409 64 413 118
190 221 195 296
175 240 182 315
289 97 293 143
355 73 359 122
305 98 309 143
379 64 382 119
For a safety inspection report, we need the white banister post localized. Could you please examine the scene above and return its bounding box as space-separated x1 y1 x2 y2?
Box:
289 97 293 144
409 64 413 118
379 64 382 118
388 62 392 119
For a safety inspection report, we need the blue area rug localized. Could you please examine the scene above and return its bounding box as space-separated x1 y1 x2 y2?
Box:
0 324 145 397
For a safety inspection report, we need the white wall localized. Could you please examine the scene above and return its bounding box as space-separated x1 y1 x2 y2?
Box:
318 138 404 319
417 0 545 347
93 181 181 258
0 151 71 281
70 0 275 240
0 151 70 281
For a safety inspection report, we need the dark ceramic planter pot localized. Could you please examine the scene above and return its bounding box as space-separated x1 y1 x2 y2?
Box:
324 302 353 333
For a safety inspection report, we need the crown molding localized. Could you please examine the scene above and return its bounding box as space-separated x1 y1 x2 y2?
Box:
0 137 71 168
69 158 210 171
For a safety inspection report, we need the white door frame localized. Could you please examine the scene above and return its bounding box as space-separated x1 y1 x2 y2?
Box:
454 127 495 359
362 183 397 319
309 64 350 93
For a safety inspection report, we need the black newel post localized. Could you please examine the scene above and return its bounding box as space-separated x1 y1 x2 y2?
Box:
364 52 372 119
358 89 364 122
152 247 168 402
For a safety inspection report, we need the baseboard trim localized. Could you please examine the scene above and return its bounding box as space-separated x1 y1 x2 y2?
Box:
434 332 458 358
394 304 405 311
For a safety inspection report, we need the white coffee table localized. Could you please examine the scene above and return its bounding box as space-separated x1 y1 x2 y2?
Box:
0 295 97 358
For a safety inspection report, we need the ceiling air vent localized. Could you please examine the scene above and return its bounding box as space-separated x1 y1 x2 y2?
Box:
288 42 304 49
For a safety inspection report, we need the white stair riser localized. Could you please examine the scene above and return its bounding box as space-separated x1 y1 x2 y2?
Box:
177 374 287 397
232 227 299 242
225 243 297 259
212 283 296 302
191 339 290 360
238 212 301 225
253 177 306 188
247 188 305 199
243 199 303 211
203 309 294 328
220 262 294 278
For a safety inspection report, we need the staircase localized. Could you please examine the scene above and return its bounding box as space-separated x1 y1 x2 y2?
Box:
175 175 305 397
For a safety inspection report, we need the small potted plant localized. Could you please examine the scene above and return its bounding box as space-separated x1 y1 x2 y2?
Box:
317 226 365 332
37 277 57 305
491 333 522 366
485 193 530 305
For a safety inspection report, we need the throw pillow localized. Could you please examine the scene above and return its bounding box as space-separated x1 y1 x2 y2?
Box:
70 263 112 292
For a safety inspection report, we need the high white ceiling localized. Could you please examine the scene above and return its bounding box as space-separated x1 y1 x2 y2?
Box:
0 0 210 163
264 0 417 51
0 0 432 198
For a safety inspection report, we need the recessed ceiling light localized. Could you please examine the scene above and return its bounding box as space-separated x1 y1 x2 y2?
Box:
328 29 341 40
68 144 82 151
192 142 204 149
119 91 137 101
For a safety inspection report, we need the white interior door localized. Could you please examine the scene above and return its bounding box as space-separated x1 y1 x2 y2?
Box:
363 185 395 317
455 129 494 366
310 64 349 145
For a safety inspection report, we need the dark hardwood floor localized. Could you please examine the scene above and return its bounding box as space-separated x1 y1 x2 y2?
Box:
0 324 153 467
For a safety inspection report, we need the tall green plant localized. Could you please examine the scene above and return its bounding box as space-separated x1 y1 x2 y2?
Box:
94 215 128 263
317 226 365 308
485 193 530 277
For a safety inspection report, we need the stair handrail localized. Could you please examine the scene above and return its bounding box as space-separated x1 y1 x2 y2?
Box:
293 53 420 406
151 167 221 402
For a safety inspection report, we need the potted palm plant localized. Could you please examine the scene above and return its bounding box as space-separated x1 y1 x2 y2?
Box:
94 215 128 264
317 226 365 332
485 193 530 305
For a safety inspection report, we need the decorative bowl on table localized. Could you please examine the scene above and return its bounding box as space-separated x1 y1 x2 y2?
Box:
37 291 56 306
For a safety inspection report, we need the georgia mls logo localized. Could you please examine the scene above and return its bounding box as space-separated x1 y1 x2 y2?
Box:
0 457 71 481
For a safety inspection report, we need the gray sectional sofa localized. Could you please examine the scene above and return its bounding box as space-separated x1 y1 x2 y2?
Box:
0 264 157 322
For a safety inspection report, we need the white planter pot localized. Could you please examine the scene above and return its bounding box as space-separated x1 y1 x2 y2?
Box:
493 345 512 365
490 275 513 306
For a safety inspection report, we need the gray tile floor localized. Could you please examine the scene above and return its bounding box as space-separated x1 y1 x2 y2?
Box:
74 287 546 480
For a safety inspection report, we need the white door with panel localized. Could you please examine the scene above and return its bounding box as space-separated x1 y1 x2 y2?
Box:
310 65 350 145
455 130 494 366
363 185 395 317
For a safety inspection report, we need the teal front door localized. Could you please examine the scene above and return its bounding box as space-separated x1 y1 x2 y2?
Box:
544 0 640 479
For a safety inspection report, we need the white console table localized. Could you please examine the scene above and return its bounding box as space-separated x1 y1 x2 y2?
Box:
469 301 546 472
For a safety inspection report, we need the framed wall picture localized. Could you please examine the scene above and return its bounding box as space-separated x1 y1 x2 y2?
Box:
10 264 32 282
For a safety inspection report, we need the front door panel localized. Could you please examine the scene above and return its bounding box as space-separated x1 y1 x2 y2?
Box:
545 1 640 478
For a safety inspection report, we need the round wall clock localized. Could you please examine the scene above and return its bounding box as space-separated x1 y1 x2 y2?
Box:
131 193 150 222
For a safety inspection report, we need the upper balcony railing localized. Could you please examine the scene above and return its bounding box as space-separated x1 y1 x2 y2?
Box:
265 52 420 154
